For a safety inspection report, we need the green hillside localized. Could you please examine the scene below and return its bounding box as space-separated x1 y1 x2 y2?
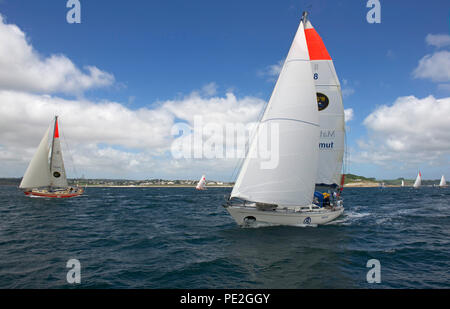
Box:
344 174 376 184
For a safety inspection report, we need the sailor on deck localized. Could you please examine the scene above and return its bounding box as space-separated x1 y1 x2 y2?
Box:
323 193 331 207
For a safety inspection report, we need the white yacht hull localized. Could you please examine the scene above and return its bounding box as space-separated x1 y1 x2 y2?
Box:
225 205 344 227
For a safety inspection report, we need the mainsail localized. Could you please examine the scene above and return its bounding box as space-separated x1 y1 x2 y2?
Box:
439 175 446 187
413 172 422 188
401 180 405 187
196 175 206 190
19 128 52 189
231 19 319 207
304 19 345 187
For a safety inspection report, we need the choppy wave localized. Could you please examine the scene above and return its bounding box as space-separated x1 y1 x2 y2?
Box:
0 186 449 288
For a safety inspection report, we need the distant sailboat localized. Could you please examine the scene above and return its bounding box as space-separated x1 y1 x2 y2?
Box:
196 175 207 190
401 180 405 187
413 171 422 189
224 12 344 226
19 116 84 198
439 175 447 188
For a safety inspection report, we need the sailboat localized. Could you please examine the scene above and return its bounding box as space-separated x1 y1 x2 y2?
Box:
413 171 422 189
401 180 405 187
439 175 447 188
224 12 344 226
19 116 84 198
196 175 207 190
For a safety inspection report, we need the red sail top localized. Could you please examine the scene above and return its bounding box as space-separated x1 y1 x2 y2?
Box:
304 21 332 61
54 119 59 138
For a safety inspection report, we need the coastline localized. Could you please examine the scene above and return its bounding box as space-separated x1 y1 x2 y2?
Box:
88 183 385 188
85 185 234 188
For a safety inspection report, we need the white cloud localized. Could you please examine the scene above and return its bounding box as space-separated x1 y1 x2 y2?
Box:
426 34 450 48
412 51 450 82
344 108 354 122
0 14 114 95
0 14 267 180
0 89 265 178
355 95 450 167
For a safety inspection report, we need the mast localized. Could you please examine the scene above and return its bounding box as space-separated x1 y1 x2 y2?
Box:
302 11 309 24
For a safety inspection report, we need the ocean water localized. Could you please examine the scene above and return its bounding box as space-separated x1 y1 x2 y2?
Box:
0 186 449 289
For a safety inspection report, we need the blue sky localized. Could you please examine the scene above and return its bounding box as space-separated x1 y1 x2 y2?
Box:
0 0 449 181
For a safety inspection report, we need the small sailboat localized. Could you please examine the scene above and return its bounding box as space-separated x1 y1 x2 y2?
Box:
413 171 422 189
196 175 207 190
439 175 447 188
224 12 344 226
19 116 84 198
401 180 405 187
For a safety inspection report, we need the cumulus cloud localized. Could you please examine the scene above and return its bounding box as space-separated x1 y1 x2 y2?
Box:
0 14 267 179
426 34 450 49
412 51 450 82
0 89 265 178
355 95 450 167
0 14 114 95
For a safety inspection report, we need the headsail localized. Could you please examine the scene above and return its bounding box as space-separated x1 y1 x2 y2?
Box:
19 127 52 189
413 171 422 188
49 117 68 188
231 19 319 207
304 18 345 188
